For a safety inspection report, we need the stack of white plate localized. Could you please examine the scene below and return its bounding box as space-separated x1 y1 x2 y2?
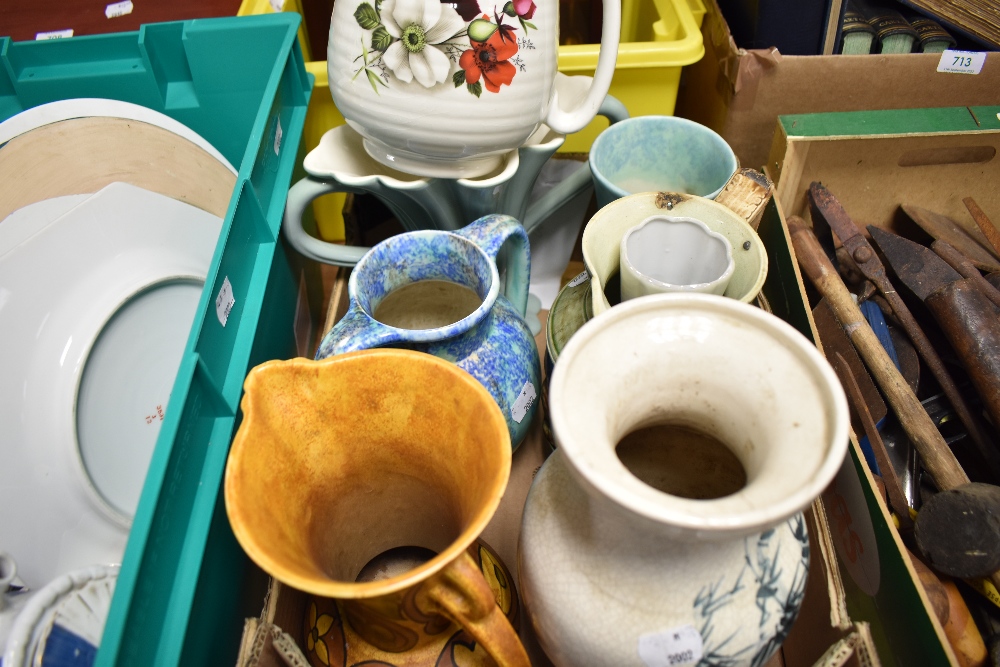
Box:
0 100 236 667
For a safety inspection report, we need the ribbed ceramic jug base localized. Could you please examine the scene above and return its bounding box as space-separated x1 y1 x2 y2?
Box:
362 137 506 180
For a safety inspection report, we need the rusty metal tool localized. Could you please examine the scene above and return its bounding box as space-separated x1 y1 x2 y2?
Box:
816 298 922 508
933 239 1000 310
916 483 1000 580
807 184 840 266
813 300 887 434
816 299 888 473
788 215 970 492
809 182 1000 481
965 197 1000 259
902 204 1000 272
870 225 1000 443
831 350 914 531
789 215 1000 593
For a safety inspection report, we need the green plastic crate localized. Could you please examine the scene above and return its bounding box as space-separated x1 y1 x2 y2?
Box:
0 14 313 667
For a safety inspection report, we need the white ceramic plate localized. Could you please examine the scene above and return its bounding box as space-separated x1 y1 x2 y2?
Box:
0 195 90 252
0 98 236 174
0 182 222 599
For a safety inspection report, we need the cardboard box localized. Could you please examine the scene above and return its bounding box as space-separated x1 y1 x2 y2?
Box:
751 198 884 667
675 0 1000 173
763 105 1000 666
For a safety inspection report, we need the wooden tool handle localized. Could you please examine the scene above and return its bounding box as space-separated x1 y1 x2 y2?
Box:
909 550 989 667
925 280 1000 431
933 240 1000 310
788 216 970 491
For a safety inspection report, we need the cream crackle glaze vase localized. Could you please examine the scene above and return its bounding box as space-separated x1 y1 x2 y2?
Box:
519 294 849 667
327 0 621 178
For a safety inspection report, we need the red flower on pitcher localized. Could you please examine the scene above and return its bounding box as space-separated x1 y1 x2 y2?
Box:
458 26 518 94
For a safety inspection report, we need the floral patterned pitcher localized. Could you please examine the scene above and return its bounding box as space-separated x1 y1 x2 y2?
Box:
327 0 621 179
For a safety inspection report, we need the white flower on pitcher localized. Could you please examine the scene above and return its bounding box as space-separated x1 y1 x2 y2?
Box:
380 0 466 87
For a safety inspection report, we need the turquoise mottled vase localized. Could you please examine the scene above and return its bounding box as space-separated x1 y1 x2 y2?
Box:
315 214 540 447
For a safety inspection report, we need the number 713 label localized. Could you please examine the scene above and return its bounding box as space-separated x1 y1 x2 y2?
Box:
937 50 986 75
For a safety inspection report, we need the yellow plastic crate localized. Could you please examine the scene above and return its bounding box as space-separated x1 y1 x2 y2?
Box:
242 0 705 242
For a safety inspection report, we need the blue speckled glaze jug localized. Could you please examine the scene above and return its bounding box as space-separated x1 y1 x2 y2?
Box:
316 214 540 447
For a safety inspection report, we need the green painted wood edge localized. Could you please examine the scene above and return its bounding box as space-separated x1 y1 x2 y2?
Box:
779 106 1000 138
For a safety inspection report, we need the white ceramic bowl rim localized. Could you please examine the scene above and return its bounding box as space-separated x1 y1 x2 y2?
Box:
621 215 736 291
548 293 850 537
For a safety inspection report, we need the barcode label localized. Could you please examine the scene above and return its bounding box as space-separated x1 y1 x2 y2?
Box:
511 381 537 424
36 29 74 40
216 277 236 326
274 118 283 156
105 1 134 18
567 270 590 287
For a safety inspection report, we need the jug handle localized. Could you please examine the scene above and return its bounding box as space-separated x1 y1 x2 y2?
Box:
523 94 630 235
542 0 621 135
454 215 530 318
283 178 370 267
285 176 438 268
419 551 530 667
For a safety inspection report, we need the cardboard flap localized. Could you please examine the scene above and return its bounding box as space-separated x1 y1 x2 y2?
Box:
812 623 879 667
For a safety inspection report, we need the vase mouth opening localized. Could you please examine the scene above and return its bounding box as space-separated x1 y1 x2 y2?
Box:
614 420 749 502
548 294 849 539
349 230 499 340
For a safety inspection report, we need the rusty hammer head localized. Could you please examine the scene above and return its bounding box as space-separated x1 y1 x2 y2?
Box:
915 483 1000 579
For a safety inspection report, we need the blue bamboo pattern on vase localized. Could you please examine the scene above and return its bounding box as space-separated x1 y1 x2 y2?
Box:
692 514 810 667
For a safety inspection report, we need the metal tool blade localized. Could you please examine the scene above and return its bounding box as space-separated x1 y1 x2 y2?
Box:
809 182 893 301
810 181 870 244
901 203 1000 272
868 225 963 302
807 182 839 265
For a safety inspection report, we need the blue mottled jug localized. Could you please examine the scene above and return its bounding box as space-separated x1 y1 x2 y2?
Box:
316 214 540 447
